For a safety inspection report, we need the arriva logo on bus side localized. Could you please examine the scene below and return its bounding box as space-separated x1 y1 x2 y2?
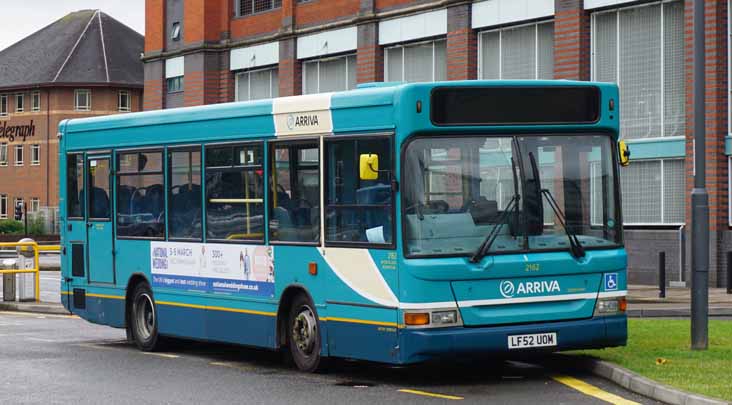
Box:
499 280 561 298
286 113 320 131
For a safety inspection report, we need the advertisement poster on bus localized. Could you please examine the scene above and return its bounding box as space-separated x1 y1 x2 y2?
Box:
150 242 275 298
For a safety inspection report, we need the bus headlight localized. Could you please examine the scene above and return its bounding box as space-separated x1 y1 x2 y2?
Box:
403 309 462 328
431 310 458 325
594 297 627 316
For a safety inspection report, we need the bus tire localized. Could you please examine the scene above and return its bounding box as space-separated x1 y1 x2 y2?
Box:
287 294 323 372
128 282 164 351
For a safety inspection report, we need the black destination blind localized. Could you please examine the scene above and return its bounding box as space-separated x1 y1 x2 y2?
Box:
431 86 601 125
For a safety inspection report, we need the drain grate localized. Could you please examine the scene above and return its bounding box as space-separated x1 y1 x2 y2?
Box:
334 381 375 388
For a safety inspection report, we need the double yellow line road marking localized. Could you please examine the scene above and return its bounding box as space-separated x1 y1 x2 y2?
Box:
396 375 640 403
552 375 641 405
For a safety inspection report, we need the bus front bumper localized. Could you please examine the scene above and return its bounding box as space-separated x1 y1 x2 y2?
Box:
398 315 627 364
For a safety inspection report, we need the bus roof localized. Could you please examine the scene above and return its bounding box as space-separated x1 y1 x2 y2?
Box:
60 80 619 151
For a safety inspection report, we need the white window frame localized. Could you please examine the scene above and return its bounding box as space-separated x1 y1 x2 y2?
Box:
234 66 278 101
477 20 554 80
0 194 7 219
30 198 40 213
118 90 131 112
14 145 23 166
15 93 24 112
0 143 7 166
590 0 682 140
31 91 40 112
0 94 7 116
384 39 446 82
622 157 685 226
31 144 40 166
302 54 356 95
74 89 91 111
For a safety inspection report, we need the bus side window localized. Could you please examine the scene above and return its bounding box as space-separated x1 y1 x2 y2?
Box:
325 137 393 246
168 148 202 240
116 151 165 238
269 141 320 243
67 154 85 219
205 143 265 242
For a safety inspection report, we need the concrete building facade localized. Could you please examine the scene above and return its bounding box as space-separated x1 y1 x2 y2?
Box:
142 0 731 287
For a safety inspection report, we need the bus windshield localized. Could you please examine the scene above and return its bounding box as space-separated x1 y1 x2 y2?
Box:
403 134 620 258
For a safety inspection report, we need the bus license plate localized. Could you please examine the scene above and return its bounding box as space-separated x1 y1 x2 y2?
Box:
507 333 557 349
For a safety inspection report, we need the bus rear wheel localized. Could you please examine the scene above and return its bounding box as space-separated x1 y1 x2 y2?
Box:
129 282 164 351
288 294 323 372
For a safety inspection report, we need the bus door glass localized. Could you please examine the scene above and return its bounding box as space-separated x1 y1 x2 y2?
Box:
66 154 88 282
86 155 115 284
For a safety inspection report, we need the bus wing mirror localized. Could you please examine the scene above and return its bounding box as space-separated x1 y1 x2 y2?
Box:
359 154 379 180
618 140 630 167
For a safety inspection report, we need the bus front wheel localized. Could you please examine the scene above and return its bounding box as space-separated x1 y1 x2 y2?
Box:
129 282 164 351
288 294 323 372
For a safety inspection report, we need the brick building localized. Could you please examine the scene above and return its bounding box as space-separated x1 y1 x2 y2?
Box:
0 10 144 223
142 0 730 287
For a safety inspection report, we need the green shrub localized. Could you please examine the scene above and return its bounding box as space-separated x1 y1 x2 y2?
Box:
0 220 24 235
27 215 46 236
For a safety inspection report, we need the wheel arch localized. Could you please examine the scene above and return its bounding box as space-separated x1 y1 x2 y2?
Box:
276 284 318 348
124 273 150 329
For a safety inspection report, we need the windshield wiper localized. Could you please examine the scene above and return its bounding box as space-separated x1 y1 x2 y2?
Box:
469 194 518 263
526 151 585 259
470 156 521 263
540 188 585 258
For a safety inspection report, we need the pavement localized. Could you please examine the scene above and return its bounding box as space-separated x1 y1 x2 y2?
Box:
627 284 732 318
0 310 659 404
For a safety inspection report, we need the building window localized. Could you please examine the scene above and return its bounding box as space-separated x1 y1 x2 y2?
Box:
385 39 446 83
118 91 131 112
116 151 165 238
14 145 23 166
238 0 282 17
206 144 265 241
31 91 40 112
0 143 7 166
303 54 357 95
0 194 7 219
168 148 202 240
15 94 24 112
269 141 320 243
479 21 555 80
591 1 684 139
167 76 184 93
620 158 685 224
74 89 91 111
235 67 278 101
171 22 181 41
30 198 40 213
1 94 8 116
31 144 40 165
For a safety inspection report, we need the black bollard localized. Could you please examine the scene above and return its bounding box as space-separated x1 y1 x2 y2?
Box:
659 252 666 299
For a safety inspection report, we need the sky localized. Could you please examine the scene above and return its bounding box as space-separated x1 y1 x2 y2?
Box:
0 0 145 52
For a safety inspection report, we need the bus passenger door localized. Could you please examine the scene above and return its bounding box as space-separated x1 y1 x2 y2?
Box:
86 156 115 284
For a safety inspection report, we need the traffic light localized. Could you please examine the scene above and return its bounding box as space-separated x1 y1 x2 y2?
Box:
14 203 23 221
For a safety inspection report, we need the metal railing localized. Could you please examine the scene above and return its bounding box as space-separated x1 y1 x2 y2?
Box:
0 241 55 303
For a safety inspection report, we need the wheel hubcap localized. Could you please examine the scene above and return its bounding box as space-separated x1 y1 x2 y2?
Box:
134 293 155 341
292 305 317 356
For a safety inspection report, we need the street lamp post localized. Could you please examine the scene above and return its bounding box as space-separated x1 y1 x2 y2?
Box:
690 0 708 350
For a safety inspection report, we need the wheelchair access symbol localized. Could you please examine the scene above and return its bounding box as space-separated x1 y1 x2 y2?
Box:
604 273 618 291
